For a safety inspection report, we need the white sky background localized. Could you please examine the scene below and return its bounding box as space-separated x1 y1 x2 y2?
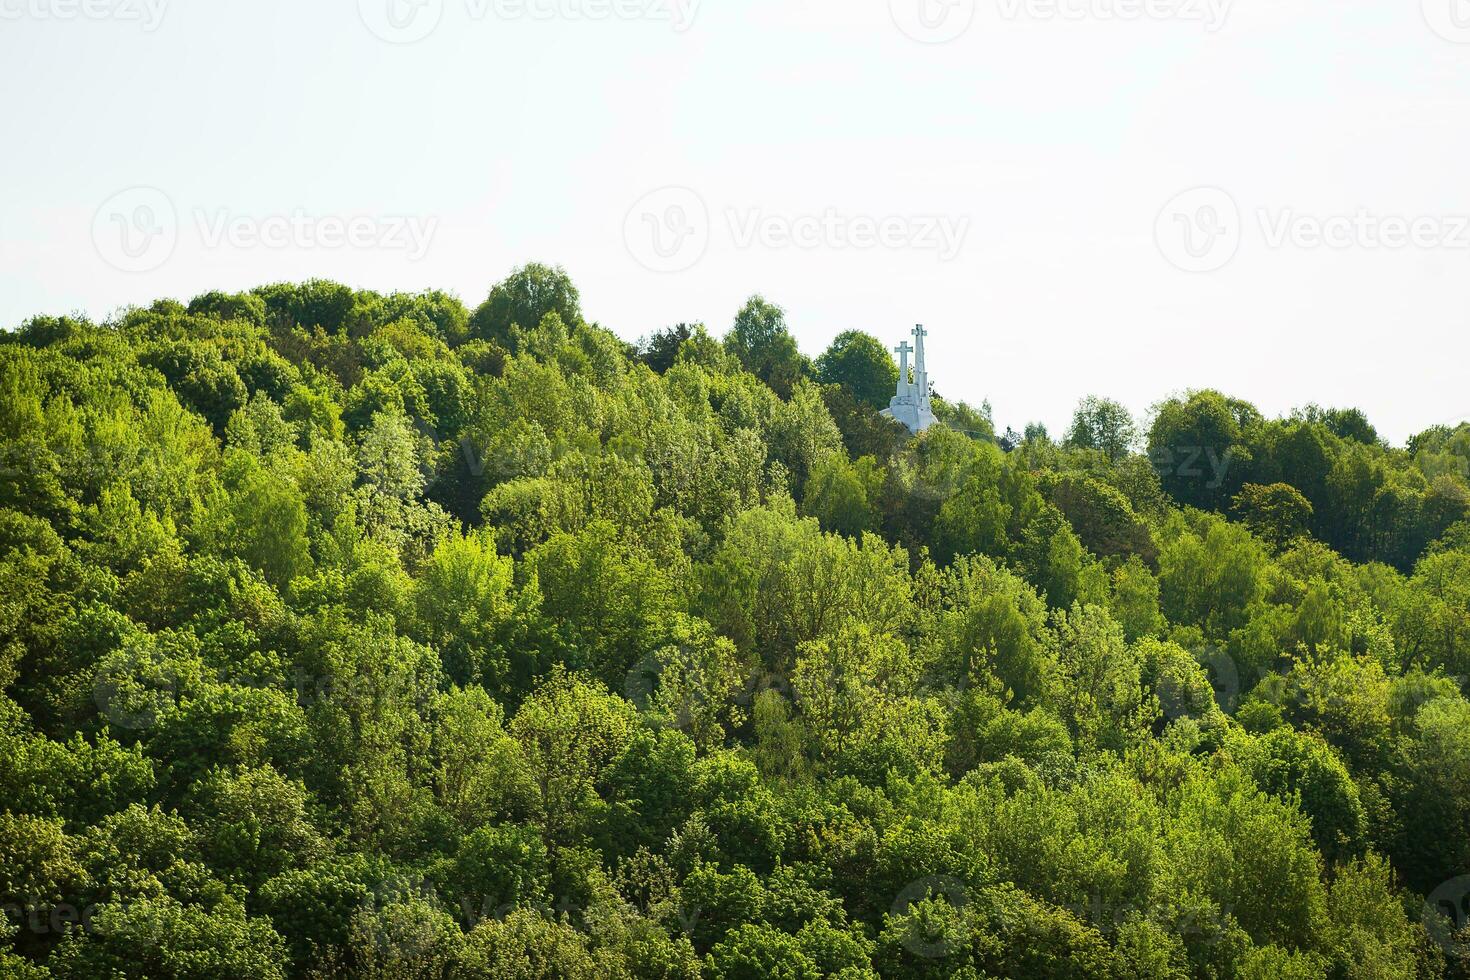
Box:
1 0 1468 444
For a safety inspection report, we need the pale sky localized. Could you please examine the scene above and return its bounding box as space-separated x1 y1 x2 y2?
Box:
2 0 1468 444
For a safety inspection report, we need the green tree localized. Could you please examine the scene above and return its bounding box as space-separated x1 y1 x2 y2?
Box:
1233 482 1314 549
212 453 312 588
469 263 582 349
456 909 598 979
48 895 288 980
187 764 325 889
1148 390 1256 510
1163 768 1328 951
412 528 516 688
436 823 549 926
1066 395 1137 461
723 297 809 399
1323 853 1421 979
815 330 898 409
509 670 637 848
636 322 698 374
707 923 820 980
1226 727 1366 862
801 455 877 538
1109 556 1165 641
1052 605 1151 753
430 687 536 829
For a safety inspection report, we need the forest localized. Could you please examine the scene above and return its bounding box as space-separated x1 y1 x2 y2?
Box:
2 262 1470 978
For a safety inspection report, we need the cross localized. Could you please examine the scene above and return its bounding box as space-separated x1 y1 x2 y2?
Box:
913 324 927 340
895 340 913 358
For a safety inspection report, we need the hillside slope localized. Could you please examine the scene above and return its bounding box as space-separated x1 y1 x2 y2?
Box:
2 264 1469 978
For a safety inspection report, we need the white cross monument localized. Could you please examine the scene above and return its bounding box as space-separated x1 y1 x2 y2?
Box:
882 325 937 434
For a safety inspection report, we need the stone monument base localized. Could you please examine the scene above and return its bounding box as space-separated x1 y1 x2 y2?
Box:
883 399 936 434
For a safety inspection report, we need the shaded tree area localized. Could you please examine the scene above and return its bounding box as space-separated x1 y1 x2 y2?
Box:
1146 389 1469 569
0 265 1465 978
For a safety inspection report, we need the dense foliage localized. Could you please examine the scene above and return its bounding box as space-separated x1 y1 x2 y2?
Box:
3 263 1469 978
